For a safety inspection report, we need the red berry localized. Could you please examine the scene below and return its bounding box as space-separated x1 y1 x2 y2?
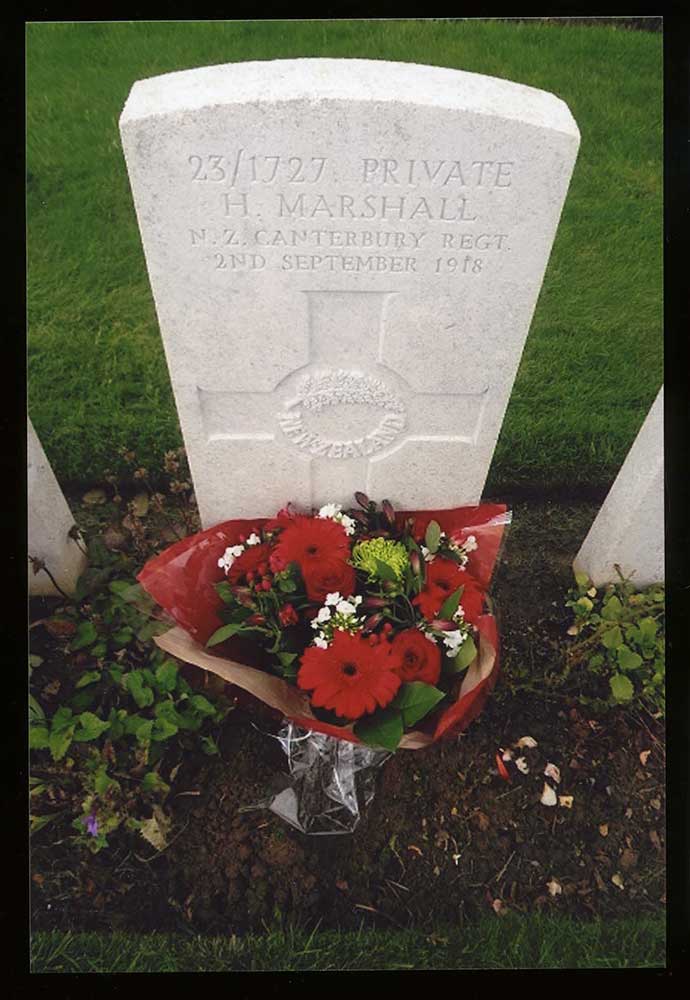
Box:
261 579 272 592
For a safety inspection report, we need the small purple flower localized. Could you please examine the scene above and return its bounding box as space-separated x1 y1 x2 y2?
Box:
84 812 98 837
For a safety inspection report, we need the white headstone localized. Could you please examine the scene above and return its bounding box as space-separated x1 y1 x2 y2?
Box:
574 387 664 587
120 59 580 526
28 420 87 596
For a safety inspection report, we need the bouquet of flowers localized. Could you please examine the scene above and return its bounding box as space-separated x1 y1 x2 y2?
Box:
137 494 510 754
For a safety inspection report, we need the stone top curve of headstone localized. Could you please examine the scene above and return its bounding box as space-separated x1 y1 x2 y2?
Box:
120 58 580 525
120 58 580 140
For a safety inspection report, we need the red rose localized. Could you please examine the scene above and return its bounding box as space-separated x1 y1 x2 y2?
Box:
392 628 441 685
227 543 272 585
278 603 299 627
413 558 485 624
302 558 356 604
298 629 401 719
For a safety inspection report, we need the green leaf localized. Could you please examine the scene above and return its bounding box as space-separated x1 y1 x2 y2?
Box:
200 735 220 756
91 641 108 659
94 767 116 795
575 596 593 614
639 617 659 640
29 727 50 750
207 623 244 647
151 717 178 741
30 813 59 836
155 659 178 693
424 520 441 554
450 635 477 673
73 712 110 741
601 625 623 650
28 694 45 722
142 771 170 795
29 654 43 670
51 707 74 731
439 585 464 622
617 645 643 672
355 709 403 751
112 628 134 648
277 576 297 593
574 571 591 590
602 595 623 621
390 682 445 728
125 670 154 708
610 673 634 702
137 621 170 642
108 666 124 686
109 579 136 598
135 720 154 744
75 670 102 689
277 652 298 666
49 724 75 761
70 621 98 650
372 557 398 583
189 694 216 717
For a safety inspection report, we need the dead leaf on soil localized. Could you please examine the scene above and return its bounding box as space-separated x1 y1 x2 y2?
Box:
639 749 652 766
625 807 633 819
44 618 77 639
547 879 562 897
472 810 490 832
558 795 573 809
611 873 625 890
407 845 423 856
599 823 609 837
132 492 149 517
82 488 107 505
492 898 507 915
649 830 662 851
515 757 529 774
139 806 170 852
501 748 513 762
515 736 538 749
650 798 662 811
566 625 579 636
544 763 561 784
540 783 557 807
103 526 128 551
620 848 638 870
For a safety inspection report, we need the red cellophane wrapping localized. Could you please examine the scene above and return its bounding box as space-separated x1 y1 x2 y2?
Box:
137 504 509 750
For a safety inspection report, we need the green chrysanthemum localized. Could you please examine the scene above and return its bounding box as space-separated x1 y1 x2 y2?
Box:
351 538 409 582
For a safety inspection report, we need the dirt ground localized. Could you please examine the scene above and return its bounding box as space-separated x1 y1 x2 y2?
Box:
30 498 666 934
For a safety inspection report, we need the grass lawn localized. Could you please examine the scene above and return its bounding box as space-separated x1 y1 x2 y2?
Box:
31 916 665 971
27 19 662 493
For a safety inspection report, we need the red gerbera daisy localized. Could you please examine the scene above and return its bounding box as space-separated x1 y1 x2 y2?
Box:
226 543 272 585
273 515 350 570
297 630 401 720
413 558 485 624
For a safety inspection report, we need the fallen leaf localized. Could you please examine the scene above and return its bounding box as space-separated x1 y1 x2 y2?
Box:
566 625 579 636
650 798 662 811
139 806 170 852
611 873 625 890
540 783 557 807
500 748 514 762
625 807 633 819
32 873 44 886
515 735 538 749
620 848 638 870
544 763 561 784
450 807 458 816
132 492 149 517
515 756 529 774
587 587 597 598
492 898 506 915
649 830 662 851
407 844 423 856
103 526 128 551
547 879 562 897
472 811 490 832
639 749 651 766
433 866 440 877
558 795 574 809
599 823 609 837
82 488 107 505
44 619 77 638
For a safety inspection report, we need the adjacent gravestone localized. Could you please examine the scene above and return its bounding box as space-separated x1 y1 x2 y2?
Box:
28 420 87 596
120 59 580 526
574 387 664 587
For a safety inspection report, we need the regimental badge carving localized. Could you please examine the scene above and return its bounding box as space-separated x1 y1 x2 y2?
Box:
276 368 407 459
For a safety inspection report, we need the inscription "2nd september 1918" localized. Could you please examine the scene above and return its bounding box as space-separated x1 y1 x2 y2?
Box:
186 152 517 276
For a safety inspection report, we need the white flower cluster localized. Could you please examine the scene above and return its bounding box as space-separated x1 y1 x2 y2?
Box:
317 502 357 536
217 532 262 575
442 605 472 657
311 591 363 648
420 531 477 567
